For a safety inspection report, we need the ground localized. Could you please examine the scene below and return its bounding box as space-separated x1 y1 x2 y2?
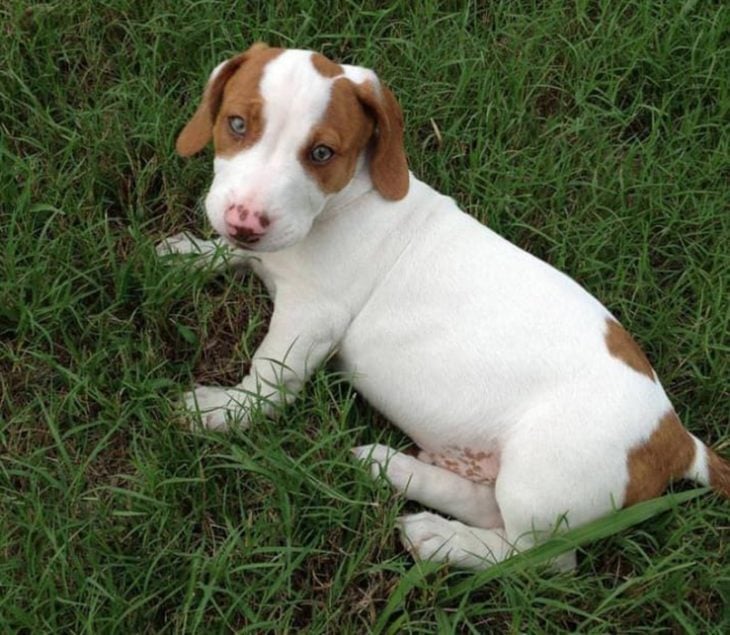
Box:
1 0 728 632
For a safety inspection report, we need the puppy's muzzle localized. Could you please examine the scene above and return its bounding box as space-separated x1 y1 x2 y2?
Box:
224 203 271 245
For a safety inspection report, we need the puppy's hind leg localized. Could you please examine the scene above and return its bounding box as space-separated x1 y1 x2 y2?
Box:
397 511 513 570
353 444 502 529
355 442 577 572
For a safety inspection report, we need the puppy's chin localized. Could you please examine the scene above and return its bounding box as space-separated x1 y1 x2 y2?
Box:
223 230 304 253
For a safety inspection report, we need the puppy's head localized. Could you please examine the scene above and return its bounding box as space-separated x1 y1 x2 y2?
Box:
176 44 409 252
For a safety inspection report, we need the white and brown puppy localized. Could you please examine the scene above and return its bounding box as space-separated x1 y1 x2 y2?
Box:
159 43 729 569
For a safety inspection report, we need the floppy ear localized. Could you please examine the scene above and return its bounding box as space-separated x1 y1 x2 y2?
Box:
176 43 268 157
355 80 409 201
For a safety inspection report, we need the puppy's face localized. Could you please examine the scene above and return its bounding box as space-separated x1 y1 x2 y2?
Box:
176 45 409 252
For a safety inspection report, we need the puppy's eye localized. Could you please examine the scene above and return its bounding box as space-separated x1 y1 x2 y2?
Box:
228 116 246 136
310 145 334 164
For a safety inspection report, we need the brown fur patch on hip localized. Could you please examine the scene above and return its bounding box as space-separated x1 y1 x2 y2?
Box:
624 410 694 506
605 318 655 381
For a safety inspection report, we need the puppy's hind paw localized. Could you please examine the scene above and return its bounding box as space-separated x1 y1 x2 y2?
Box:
397 512 460 563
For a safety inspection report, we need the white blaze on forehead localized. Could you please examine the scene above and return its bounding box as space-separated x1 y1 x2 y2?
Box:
256 49 335 164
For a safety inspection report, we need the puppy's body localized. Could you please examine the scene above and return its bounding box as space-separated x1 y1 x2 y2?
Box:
160 45 728 569
248 169 680 523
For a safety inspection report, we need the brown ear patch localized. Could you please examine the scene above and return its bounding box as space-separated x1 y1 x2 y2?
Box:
354 80 409 201
175 43 282 158
623 410 695 506
311 53 343 78
176 55 247 157
305 61 409 200
605 318 655 381
211 47 283 158
300 78 374 194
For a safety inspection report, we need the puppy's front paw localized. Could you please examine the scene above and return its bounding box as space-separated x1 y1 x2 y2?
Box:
183 385 249 431
156 232 200 258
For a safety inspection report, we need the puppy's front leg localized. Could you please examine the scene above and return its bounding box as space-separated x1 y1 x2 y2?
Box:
156 232 252 271
184 293 347 430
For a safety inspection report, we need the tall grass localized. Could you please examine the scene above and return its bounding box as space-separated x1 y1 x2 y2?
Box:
1 0 728 631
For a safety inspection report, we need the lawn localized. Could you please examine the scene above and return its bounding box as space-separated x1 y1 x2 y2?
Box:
1 0 728 632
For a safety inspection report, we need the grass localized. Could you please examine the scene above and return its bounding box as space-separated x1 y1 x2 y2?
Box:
1 0 728 631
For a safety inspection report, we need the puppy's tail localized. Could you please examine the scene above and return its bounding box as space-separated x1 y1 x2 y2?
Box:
686 436 730 498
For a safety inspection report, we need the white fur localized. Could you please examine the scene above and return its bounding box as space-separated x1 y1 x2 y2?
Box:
161 50 689 570
686 435 710 483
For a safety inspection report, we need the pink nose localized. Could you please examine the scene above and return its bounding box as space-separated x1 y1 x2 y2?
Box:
224 204 271 244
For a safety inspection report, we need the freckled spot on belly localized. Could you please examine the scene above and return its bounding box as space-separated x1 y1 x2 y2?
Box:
418 446 500 483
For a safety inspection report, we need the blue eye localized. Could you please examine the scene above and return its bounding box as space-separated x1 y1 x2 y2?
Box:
310 145 334 163
228 116 246 136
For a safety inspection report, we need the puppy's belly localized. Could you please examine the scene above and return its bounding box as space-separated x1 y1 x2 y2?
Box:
338 347 512 474
418 447 500 483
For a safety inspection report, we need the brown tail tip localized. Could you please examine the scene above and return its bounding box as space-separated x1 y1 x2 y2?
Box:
707 448 730 498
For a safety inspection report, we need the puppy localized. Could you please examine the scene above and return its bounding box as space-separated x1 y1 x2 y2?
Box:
158 44 729 569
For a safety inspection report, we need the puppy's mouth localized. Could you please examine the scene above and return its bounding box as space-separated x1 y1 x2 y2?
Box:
218 222 302 253
231 234 262 247
225 234 262 251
